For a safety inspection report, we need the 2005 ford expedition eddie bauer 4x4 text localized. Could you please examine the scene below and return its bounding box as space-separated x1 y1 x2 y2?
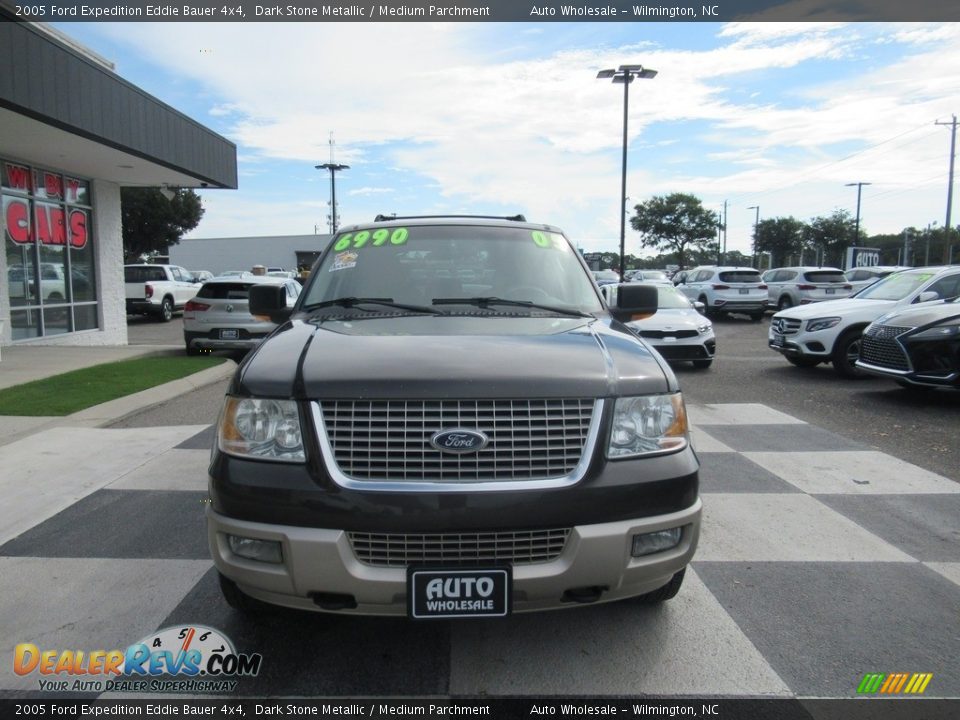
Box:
207 215 701 619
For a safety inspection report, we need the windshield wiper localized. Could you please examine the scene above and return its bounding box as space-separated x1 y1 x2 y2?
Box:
432 296 594 319
303 297 443 315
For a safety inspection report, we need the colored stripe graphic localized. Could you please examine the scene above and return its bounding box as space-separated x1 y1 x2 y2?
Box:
858 672 932 694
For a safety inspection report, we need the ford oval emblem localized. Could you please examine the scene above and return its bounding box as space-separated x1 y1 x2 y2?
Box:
430 428 489 454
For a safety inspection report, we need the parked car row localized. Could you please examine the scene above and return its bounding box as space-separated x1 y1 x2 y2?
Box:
768 265 960 385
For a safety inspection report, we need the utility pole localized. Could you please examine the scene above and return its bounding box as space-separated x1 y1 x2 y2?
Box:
316 133 349 234
937 115 957 263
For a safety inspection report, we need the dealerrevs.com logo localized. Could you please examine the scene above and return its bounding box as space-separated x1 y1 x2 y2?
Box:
14 625 262 693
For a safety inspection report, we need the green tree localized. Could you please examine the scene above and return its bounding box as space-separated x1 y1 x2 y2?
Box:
802 209 857 268
753 217 806 267
629 193 720 270
121 188 204 262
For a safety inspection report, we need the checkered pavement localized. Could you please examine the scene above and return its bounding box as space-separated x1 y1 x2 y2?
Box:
1 404 957 699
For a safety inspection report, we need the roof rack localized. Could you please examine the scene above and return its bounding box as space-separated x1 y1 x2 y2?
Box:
373 214 527 223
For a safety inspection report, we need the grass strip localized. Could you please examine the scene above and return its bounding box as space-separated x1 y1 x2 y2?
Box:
0 355 226 416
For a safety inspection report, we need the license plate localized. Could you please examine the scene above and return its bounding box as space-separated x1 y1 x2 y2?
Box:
826 288 835 294
739 288 749 294
220 329 239 340
408 568 511 619
771 333 785 347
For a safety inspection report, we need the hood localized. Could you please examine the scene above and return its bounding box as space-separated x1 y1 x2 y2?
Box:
627 308 706 332
873 301 960 329
235 315 674 399
774 297 895 319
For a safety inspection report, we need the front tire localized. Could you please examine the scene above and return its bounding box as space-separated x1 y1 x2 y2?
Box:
218 572 261 615
636 569 685 604
832 327 868 379
777 296 793 311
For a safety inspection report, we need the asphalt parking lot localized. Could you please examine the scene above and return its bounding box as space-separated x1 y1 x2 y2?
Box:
4 311 955 704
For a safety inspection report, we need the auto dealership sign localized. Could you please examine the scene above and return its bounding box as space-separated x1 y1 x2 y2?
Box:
3 163 89 249
845 246 881 270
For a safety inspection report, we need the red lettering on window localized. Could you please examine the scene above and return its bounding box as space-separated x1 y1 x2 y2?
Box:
44 173 63 199
5 199 31 244
69 209 88 249
33 205 67 246
5 164 32 192
66 179 81 203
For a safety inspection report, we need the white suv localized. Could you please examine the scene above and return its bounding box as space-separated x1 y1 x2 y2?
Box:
762 266 852 311
769 266 960 378
677 266 767 321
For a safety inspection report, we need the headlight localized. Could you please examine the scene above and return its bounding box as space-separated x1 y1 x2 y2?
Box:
607 393 689 459
697 321 712 334
218 397 305 462
910 317 960 340
806 317 841 333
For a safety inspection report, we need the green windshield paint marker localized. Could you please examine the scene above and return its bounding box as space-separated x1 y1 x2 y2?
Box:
372 229 390 246
334 234 353 251
390 228 409 245
532 231 550 248
353 231 371 248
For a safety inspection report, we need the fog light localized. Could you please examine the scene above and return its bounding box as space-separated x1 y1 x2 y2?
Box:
631 528 682 557
227 534 283 564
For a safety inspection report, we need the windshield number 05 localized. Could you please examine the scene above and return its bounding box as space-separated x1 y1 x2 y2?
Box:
334 228 409 251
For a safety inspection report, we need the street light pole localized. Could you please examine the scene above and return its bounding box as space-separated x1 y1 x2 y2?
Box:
747 205 759 268
597 64 657 279
845 181 871 248
315 162 350 233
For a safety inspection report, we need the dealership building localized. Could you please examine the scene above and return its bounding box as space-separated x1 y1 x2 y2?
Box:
0 18 237 348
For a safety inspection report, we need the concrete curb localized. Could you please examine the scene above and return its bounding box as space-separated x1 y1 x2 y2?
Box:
0 358 236 447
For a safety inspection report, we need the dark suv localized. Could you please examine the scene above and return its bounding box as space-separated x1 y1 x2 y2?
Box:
207 215 701 619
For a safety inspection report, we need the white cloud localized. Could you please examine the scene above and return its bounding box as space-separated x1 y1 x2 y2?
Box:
86 21 960 252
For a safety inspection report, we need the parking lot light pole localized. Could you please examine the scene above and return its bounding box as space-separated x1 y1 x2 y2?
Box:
597 64 657 280
316 163 350 234
747 205 760 267
845 182 871 247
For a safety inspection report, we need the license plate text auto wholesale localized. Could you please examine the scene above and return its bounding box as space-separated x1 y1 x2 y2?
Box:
408 568 511 619
826 288 835 294
771 333 785 347
739 288 749 294
220 329 239 340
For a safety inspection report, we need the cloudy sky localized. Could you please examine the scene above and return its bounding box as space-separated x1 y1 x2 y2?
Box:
55 21 960 257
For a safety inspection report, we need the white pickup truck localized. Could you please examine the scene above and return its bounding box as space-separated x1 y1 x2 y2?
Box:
124 264 200 322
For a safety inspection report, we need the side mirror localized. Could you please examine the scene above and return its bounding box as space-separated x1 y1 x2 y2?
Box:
607 283 658 323
693 300 705 313
250 284 293 324
917 291 939 303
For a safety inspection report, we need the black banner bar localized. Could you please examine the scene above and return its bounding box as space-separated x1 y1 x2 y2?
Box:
2 698 960 720
2 0 959 23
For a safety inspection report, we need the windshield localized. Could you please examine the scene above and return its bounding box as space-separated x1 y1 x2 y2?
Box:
855 271 935 301
657 286 694 309
642 271 669 281
301 224 603 313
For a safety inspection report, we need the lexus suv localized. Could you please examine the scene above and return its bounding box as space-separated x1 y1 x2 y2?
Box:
856 297 960 390
676 266 767 321
769 266 960 378
207 215 701 619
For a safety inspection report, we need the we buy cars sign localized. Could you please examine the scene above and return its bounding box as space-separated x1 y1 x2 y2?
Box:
3 163 88 249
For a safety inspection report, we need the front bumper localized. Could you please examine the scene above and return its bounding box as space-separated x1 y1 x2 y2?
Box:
208 498 702 616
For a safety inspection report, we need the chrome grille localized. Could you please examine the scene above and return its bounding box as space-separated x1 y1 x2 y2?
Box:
772 317 802 335
348 529 571 567
860 326 911 371
320 399 595 482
